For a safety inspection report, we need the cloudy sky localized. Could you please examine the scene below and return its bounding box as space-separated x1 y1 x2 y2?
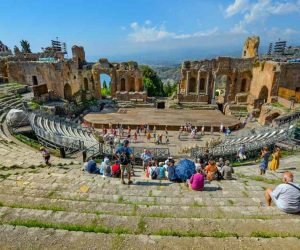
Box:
1 0 300 62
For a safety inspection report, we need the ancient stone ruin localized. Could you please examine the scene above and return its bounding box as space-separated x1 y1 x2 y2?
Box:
0 45 145 102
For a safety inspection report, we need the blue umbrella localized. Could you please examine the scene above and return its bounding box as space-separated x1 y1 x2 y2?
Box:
175 159 196 182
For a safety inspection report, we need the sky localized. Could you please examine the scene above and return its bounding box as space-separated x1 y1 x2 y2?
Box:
1 0 300 63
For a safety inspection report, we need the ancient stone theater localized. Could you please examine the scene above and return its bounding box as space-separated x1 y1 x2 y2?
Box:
0 45 145 102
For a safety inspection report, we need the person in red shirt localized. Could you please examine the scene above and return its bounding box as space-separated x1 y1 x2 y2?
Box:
111 160 121 178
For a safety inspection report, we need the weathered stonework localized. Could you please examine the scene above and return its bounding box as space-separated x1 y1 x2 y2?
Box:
179 57 253 104
242 36 260 59
1 46 145 102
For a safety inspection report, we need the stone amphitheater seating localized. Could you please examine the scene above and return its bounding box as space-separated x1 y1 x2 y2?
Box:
28 111 98 152
191 125 296 159
1 158 300 248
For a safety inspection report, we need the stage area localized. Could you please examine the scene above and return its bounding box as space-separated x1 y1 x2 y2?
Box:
84 108 241 131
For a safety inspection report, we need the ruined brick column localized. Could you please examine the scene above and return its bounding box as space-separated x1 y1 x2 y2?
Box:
206 73 210 95
186 71 190 95
196 70 201 95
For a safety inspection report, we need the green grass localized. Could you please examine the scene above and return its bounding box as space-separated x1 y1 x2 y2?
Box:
242 191 249 197
227 199 234 205
10 203 66 212
0 201 3 207
136 217 146 234
235 173 282 185
271 102 285 108
251 231 300 239
5 219 129 235
192 201 205 207
117 196 124 204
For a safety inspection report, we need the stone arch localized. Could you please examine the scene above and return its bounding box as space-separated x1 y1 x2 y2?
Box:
259 85 269 103
83 77 89 91
120 78 126 91
189 77 196 93
241 79 247 92
64 83 72 101
199 78 205 92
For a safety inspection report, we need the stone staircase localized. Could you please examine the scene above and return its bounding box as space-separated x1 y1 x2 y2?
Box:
1 155 300 249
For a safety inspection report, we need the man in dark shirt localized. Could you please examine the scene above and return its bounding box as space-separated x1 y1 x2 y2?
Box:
85 156 100 174
115 140 134 184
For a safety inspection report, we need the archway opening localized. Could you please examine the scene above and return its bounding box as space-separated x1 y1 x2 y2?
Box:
215 75 228 97
83 77 89 91
100 73 111 96
64 83 72 101
120 78 126 91
259 85 269 103
189 77 196 93
199 78 205 93
241 79 247 92
32 75 38 86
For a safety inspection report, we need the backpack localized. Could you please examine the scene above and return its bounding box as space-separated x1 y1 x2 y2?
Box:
151 167 158 179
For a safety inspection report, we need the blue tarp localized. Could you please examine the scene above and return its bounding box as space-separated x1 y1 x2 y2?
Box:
175 159 196 182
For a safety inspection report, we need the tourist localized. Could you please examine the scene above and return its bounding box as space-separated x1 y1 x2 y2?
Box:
210 126 214 135
201 125 205 135
85 156 100 174
187 166 205 191
141 149 153 171
149 160 159 180
237 145 247 160
178 126 183 140
153 125 156 139
205 160 218 181
146 132 151 142
111 160 121 178
158 162 167 180
220 123 224 133
167 159 179 182
259 147 270 175
100 157 112 177
269 146 281 171
40 147 51 165
221 160 234 180
265 172 300 214
217 158 225 169
165 134 170 144
115 139 134 185
134 132 138 143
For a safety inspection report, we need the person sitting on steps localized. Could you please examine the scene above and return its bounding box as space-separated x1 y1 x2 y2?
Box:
265 171 300 214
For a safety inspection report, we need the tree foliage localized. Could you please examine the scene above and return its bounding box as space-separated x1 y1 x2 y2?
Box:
140 65 165 97
14 46 21 55
163 80 178 97
101 80 111 96
20 40 31 53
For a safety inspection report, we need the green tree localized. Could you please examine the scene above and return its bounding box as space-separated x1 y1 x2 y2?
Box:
163 80 178 97
20 40 31 53
140 65 165 97
14 46 21 55
103 80 107 89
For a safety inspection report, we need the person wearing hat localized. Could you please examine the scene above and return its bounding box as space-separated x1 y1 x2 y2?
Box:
115 139 134 184
40 147 51 165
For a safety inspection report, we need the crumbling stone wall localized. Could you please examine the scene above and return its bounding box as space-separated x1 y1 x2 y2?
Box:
179 57 254 104
242 36 260 59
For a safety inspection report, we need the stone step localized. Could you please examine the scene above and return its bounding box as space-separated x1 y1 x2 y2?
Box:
0 207 299 237
0 193 290 219
1 225 299 250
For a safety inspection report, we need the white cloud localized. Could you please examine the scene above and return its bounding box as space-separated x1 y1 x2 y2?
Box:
226 0 300 21
225 0 250 18
230 22 248 34
128 22 218 42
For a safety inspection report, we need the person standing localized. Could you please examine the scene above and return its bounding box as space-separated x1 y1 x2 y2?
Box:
115 140 134 185
40 147 51 165
269 146 281 171
220 123 224 133
259 147 270 175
